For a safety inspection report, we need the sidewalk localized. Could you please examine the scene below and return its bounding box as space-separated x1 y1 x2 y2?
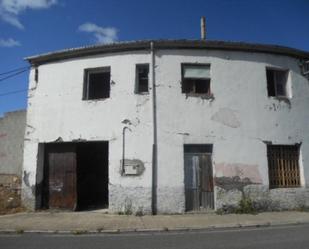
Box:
0 211 309 233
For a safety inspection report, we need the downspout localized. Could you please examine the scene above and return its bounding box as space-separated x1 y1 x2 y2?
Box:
122 126 131 175
151 41 158 215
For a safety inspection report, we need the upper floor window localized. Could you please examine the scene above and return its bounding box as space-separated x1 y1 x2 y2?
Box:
83 67 110 100
266 68 289 98
181 64 211 96
135 64 149 94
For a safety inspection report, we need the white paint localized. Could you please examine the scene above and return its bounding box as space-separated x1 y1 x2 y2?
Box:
22 47 309 213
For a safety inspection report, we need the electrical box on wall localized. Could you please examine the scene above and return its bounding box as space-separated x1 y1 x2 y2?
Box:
120 159 145 176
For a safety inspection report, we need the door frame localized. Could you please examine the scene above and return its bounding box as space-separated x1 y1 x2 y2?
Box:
184 144 214 211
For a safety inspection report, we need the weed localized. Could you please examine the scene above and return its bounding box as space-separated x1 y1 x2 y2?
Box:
135 206 144 217
72 230 88 235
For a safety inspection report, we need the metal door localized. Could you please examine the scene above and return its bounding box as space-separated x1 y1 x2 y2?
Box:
184 153 214 211
47 144 77 210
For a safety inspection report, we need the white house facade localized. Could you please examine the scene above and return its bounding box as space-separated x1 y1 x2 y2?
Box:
22 40 309 214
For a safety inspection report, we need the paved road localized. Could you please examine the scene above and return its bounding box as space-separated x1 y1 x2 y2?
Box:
1 224 309 249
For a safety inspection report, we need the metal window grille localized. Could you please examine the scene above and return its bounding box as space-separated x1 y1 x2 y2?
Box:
267 145 300 188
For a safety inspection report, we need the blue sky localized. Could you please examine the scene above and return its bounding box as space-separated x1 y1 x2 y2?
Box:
0 0 308 116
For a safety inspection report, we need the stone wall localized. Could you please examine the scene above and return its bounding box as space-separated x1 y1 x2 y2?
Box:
0 110 26 176
0 110 26 213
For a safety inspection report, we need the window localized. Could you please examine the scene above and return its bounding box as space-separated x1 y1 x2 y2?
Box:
266 68 289 97
83 67 110 100
135 64 149 93
35 68 38 83
182 64 211 95
267 144 301 188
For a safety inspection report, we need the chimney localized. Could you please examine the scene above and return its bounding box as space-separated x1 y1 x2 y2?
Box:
201 16 206 40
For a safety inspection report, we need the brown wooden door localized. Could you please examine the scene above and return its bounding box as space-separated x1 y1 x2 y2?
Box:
184 153 214 211
47 144 77 210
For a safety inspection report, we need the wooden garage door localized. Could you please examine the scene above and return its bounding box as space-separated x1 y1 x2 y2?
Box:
47 144 77 210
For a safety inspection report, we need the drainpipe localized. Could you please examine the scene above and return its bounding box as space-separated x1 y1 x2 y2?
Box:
150 41 158 215
201 16 206 40
122 126 131 175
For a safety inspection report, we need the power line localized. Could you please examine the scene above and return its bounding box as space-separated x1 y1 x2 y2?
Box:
0 68 30 83
0 89 27 97
0 66 30 76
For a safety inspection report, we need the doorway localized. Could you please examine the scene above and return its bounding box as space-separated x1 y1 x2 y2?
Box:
184 144 214 211
41 141 108 211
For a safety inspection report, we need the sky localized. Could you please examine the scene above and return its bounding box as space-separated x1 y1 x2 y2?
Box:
0 0 308 116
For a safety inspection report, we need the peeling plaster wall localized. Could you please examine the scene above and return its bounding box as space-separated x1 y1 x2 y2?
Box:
0 110 26 176
155 49 309 212
22 48 309 213
22 51 153 211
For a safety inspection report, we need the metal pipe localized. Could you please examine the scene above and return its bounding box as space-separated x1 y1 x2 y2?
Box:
150 41 158 215
201 16 206 40
122 126 131 175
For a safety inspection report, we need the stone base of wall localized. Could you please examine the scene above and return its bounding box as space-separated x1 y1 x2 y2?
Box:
216 185 309 212
157 186 185 214
0 174 22 214
109 184 152 214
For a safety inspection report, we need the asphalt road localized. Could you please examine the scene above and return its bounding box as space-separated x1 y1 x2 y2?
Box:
1 224 309 249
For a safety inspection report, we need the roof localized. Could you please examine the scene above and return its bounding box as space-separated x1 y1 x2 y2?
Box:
25 40 309 66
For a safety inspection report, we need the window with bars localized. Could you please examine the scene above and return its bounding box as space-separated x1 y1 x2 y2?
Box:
267 144 301 188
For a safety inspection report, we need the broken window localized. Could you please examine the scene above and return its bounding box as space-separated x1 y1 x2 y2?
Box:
83 67 110 100
267 144 301 188
135 64 149 93
266 68 289 97
182 64 211 95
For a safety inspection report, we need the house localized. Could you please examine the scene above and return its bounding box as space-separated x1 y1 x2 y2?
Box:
22 40 309 214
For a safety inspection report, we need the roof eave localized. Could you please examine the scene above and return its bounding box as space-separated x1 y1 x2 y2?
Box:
25 40 309 66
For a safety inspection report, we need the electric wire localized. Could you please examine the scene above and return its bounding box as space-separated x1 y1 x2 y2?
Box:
0 89 27 97
0 66 30 76
0 68 30 83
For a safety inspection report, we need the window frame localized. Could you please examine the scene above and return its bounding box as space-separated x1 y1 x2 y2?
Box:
266 67 290 98
83 66 111 100
267 144 301 189
135 63 149 94
181 63 212 97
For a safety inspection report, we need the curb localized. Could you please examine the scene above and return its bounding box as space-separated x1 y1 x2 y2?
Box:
0 221 308 235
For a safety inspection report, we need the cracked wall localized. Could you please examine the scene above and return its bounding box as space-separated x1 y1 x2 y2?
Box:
22 51 154 211
155 49 309 212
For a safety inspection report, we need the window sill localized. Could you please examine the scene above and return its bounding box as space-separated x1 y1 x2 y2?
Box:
82 97 110 102
135 92 149 95
184 93 214 100
269 186 301 189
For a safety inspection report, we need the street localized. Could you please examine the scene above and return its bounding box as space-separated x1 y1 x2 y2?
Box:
1 224 309 249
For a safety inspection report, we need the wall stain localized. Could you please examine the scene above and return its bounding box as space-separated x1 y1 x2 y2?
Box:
23 170 30 187
211 108 241 128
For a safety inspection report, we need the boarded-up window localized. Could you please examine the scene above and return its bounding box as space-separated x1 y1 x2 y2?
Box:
266 68 289 97
182 64 211 95
83 67 110 100
267 144 300 188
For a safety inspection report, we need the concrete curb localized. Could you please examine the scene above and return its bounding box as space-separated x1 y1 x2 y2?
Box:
0 221 308 235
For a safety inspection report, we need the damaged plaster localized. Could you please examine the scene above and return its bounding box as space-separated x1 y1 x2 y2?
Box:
211 108 241 128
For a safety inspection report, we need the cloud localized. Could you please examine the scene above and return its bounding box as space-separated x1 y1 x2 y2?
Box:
0 38 20 47
0 0 57 29
78 22 118 44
